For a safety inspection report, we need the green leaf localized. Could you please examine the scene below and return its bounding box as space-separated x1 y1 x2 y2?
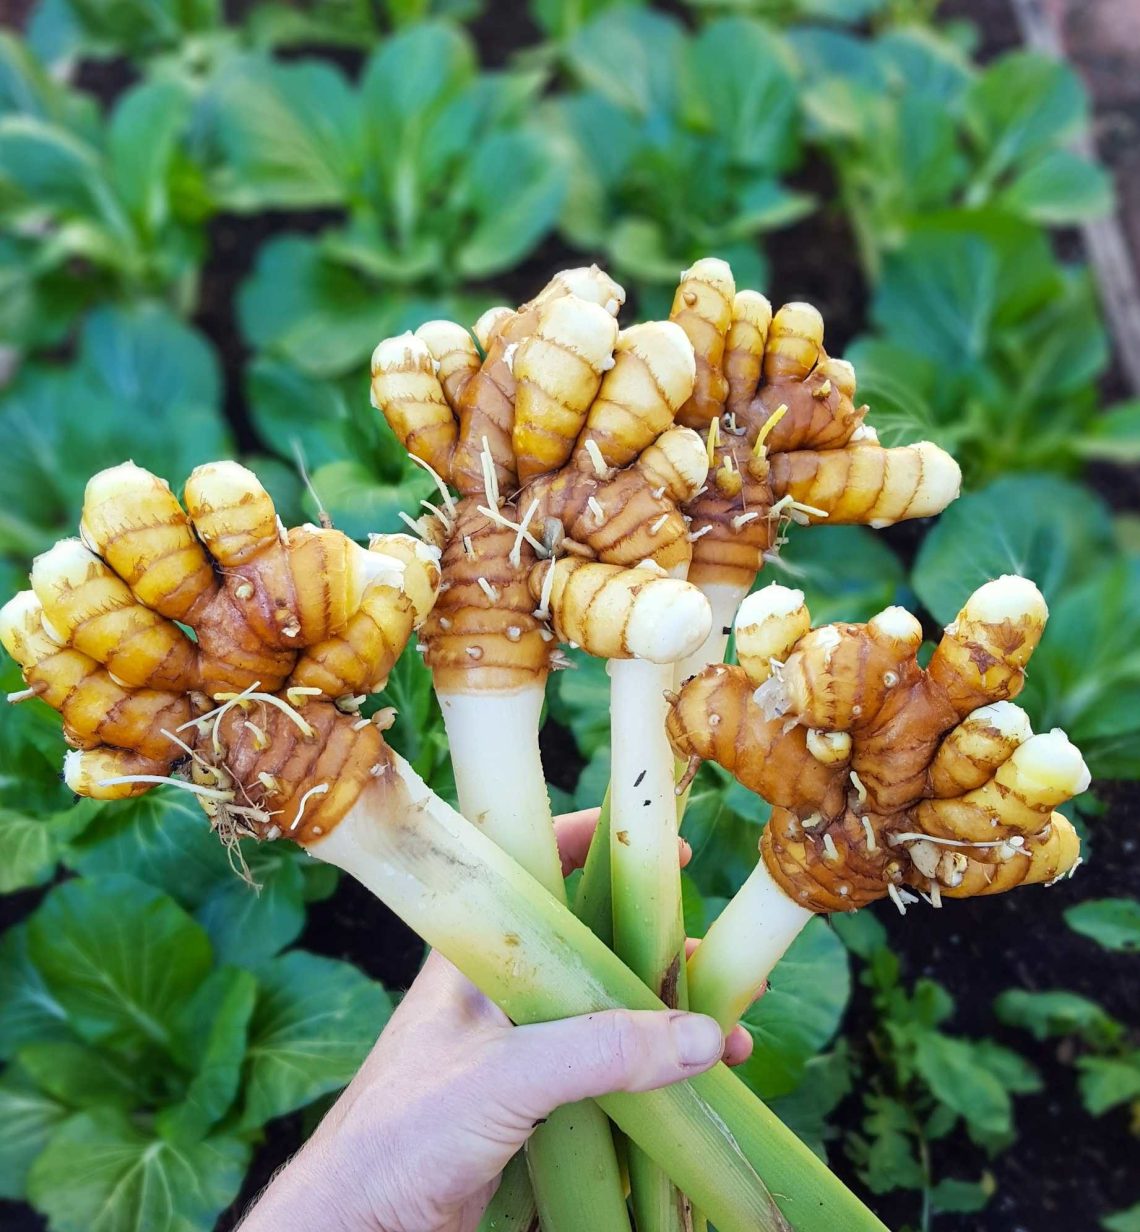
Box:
738 917 849 1099
566 7 684 121
912 474 1115 622
830 909 888 960
930 1177 992 1213
995 988 1119 1045
452 129 565 278
309 459 430 542
0 113 125 229
767 1044 851 1161
872 215 1058 370
969 1039 1041 1095
241 951 391 1128
1016 557 1140 777
848 1092 925 1194
0 925 71 1060
687 18 800 172
161 967 258 1141
238 234 467 378
912 1031 1013 1140
209 55 360 210
1076 401 1140 464
108 79 191 231
1076 1053 1140 1116
27 1109 247 1232
0 304 230 555
27 875 213 1055
996 149 1114 224
682 764 766 901
15 1040 149 1110
246 358 353 470
1104 1202 1140 1232
1065 898 1140 953
965 51 1088 183
0 806 62 892
764 524 905 625
196 844 309 967
0 1070 68 1199
66 788 233 905
547 647 611 758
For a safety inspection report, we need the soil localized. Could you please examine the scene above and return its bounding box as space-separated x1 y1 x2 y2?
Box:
2 2 1139 1231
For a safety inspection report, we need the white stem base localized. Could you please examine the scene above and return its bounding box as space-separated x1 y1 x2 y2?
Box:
437 685 564 899
687 858 813 1032
609 657 687 1000
674 581 749 686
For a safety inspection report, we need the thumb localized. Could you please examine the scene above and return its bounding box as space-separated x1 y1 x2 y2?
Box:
486 1009 725 1122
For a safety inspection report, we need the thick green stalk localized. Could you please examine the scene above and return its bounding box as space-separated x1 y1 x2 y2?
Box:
609 657 692 1232
480 1154 538 1232
439 686 630 1232
316 754 887 1232
574 787 613 945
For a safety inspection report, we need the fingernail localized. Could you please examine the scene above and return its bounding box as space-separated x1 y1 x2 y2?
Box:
670 1012 725 1067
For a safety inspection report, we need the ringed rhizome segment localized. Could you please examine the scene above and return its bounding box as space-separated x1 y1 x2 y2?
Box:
0 459 441 846
666 576 1088 914
665 258 962 674
370 264 723 690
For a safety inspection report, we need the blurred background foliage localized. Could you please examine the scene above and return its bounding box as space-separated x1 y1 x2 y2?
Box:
1 1 1139 1229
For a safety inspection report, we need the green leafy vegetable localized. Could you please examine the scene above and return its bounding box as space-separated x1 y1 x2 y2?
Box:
1065 899 1140 954
552 9 811 305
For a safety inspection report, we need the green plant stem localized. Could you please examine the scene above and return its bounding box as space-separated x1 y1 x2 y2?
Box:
316 760 886 1232
438 685 630 1232
574 786 614 945
480 1154 538 1232
609 657 693 1232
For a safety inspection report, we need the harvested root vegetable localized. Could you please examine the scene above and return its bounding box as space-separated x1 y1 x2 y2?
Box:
0 462 888 1232
371 267 714 1232
667 258 962 681
667 578 1088 1031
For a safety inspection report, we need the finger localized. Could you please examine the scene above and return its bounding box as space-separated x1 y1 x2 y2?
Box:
768 440 960 528
928 701 1032 798
287 532 441 697
370 331 459 484
781 606 923 734
452 266 625 497
513 295 619 482
184 461 289 612
940 812 1081 899
577 321 696 468
928 576 1048 716
752 357 863 455
415 320 480 416
554 807 602 875
724 1025 754 1067
733 584 811 688
80 461 217 623
534 559 711 664
763 302 824 384
0 590 190 764
62 747 176 800
31 539 199 692
670 257 734 430
487 1009 725 1121
917 728 1090 844
724 290 772 418
635 426 709 506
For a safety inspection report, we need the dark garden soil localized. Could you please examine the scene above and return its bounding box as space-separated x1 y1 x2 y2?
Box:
2 2 1138 1230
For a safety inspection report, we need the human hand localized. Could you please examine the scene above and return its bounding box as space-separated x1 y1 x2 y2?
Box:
240 808 759 1232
